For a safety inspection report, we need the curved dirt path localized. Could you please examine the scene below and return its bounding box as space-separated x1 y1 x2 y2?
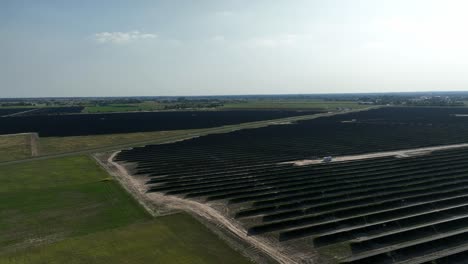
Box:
104 151 300 264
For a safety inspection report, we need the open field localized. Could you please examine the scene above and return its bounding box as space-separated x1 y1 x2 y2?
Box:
112 106 468 264
0 155 252 263
84 101 163 113
1 99 368 115
0 134 32 162
222 99 367 111
1 213 252 264
38 130 200 156
84 99 366 113
0 155 149 253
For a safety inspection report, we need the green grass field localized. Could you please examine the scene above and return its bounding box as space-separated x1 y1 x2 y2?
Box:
38 130 200 155
85 99 366 112
0 135 32 162
0 155 251 264
84 101 163 113
0 156 149 253
2 214 250 264
2 99 368 114
222 99 366 111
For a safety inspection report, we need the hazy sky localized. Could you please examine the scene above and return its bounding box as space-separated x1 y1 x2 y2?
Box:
2 0 468 97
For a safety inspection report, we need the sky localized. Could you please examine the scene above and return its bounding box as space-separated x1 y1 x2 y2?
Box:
2 0 468 97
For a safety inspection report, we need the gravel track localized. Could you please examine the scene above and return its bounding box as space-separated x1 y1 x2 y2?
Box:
282 143 468 166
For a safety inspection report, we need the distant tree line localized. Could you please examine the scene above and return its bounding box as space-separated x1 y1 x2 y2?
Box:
1 102 35 107
358 95 465 107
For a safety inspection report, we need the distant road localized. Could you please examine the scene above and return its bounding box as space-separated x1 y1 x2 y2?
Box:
2 108 39 117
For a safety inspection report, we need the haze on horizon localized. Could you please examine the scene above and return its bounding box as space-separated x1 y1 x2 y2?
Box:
2 0 468 98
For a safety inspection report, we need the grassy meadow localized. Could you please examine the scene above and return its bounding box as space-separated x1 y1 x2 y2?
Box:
0 135 32 162
37 130 200 155
1 214 251 264
0 155 251 264
222 99 366 110
84 101 163 113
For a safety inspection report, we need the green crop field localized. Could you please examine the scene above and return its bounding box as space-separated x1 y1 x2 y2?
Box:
1 98 370 114
84 101 163 113
0 155 251 264
221 99 367 111
0 134 32 162
84 99 367 112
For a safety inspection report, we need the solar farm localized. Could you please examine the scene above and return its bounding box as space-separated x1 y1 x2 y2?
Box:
0 110 318 137
112 107 468 264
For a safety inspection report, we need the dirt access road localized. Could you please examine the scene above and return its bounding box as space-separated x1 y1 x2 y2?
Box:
100 152 302 264
282 143 468 166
